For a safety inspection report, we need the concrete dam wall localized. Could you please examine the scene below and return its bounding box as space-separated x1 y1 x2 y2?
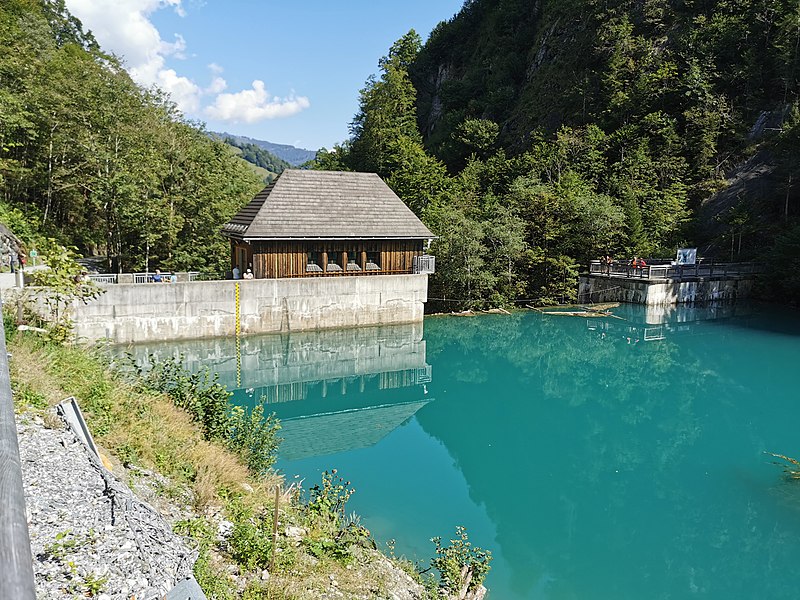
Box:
578 274 755 305
69 274 428 344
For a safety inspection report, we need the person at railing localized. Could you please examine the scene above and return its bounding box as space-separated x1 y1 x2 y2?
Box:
243 268 254 280
638 257 647 276
628 257 638 277
151 269 163 283
604 254 613 275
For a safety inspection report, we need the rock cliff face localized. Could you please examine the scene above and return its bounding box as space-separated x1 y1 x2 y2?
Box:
411 0 600 153
410 0 800 255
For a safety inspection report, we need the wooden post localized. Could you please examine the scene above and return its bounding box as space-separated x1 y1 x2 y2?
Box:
269 485 280 572
0 301 36 600
322 251 328 274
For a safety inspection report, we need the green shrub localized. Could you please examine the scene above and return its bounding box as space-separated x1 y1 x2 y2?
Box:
133 356 231 439
11 381 48 410
229 505 274 570
123 355 283 477
307 469 355 527
431 526 492 594
225 403 281 477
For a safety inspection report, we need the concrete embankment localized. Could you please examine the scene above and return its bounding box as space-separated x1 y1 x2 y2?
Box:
578 274 755 305
67 274 428 344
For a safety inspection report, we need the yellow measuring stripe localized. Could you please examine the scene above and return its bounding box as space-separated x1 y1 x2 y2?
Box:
235 282 241 387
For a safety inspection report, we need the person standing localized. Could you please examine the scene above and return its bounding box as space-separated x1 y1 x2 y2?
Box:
232 265 241 280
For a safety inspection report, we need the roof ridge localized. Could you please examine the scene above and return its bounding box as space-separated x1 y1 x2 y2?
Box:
222 170 434 240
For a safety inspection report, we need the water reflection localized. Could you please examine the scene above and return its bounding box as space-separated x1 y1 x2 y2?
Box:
123 305 800 599
585 301 757 344
418 305 800 598
124 323 433 459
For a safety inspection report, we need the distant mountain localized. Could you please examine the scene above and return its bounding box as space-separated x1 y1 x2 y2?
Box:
210 132 316 166
218 136 291 183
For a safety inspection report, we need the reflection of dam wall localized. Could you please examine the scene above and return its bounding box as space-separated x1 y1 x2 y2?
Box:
585 302 755 342
125 322 434 459
126 322 428 393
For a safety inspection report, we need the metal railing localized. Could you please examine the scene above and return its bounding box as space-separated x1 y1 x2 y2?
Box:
87 272 201 284
413 254 436 274
88 274 118 284
588 260 763 280
133 272 201 284
0 302 37 599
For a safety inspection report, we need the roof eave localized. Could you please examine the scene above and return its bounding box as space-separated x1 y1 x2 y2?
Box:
242 235 438 242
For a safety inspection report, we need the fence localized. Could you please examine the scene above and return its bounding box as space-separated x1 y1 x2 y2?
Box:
413 255 436 275
588 260 763 280
88 272 201 284
0 302 37 599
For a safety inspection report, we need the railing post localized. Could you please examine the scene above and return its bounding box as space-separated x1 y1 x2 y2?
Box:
0 301 36 599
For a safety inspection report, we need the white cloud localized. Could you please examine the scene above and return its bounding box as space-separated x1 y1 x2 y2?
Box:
205 76 227 95
204 81 310 123
65 0 200 112
64 0 309 122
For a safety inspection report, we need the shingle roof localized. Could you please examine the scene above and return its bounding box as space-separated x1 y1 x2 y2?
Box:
222 170 435 240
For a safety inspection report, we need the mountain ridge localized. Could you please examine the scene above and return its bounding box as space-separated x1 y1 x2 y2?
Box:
209 132 316 167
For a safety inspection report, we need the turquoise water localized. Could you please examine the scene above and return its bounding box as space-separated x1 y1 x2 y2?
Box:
128 303 800 599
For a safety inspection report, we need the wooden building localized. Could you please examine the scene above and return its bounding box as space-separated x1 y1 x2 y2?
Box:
222 170 435 279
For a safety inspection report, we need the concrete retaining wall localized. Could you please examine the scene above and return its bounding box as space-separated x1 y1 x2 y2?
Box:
578 275 755 306
70 274 428 343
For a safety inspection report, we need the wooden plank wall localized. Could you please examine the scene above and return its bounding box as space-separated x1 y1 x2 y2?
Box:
249 240 423 278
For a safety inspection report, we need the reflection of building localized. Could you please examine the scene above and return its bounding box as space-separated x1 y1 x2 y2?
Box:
125 322 433 459
585 302 754 342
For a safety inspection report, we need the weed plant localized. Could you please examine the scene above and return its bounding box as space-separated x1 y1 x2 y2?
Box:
431 526 492 595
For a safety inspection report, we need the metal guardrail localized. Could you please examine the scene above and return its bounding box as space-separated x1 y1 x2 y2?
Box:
588 260 763 279
413 255 436 274
89 274 118 284
0 302 37 599
88 272 201 284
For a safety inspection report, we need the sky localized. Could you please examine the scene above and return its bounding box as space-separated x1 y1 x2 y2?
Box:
63 0 465 151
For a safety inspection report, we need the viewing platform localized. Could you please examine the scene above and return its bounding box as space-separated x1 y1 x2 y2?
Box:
579 259 762 305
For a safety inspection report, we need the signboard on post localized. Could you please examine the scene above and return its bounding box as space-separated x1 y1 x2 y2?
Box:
676 248 697 266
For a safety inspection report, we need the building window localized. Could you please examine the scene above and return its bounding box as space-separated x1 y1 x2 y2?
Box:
306 251 322 273
346 249 361 272
326 251 342 272
366 251 381 271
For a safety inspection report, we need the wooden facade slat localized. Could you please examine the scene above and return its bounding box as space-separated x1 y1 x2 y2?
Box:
232 240 423 279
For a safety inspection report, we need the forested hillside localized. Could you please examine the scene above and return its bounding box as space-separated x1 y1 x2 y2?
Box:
317 0 800 306
221 137 291 183
0 0 263 274
211 132 317 167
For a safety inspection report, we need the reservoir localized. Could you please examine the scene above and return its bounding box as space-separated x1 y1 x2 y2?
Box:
127 303 800 599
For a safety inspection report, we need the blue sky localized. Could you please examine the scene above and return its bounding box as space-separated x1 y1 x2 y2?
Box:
63 0 464 151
